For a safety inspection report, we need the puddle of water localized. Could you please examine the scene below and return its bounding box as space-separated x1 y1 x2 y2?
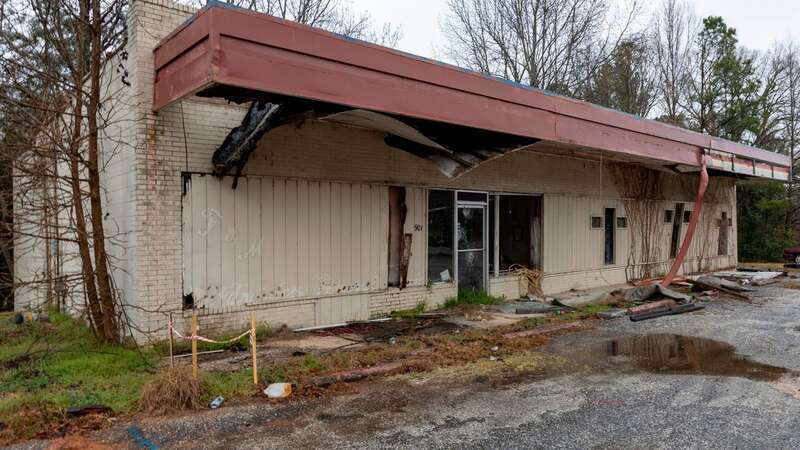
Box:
594 334 787 381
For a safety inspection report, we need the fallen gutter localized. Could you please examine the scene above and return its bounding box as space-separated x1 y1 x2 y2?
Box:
662 152 709 287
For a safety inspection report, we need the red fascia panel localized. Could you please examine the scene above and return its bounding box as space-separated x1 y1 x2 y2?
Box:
152 5 790 171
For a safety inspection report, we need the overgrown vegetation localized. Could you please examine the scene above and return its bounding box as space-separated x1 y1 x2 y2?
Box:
442 290 504 309
738 182 794 262
0 312 257 444
390 302 427 319
0 312 155 442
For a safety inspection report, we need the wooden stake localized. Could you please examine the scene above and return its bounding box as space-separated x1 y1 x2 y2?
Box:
191 311 198 380
168 313 175 369
250 313 258 385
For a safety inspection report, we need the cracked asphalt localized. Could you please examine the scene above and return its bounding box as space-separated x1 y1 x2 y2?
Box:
16 286 800 450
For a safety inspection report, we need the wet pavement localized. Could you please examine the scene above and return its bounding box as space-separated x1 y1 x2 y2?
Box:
13 286 800 450
564 333 788 381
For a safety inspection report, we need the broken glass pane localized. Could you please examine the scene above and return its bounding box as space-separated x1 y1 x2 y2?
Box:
427 190 454 283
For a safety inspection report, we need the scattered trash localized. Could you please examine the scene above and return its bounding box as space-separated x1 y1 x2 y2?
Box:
490 346 499 352
65 405 113 417
209 396 224 409
264 383 293 399
12 311 50 324
311 362 405 387
627 299 678 316
388 336 397 345
629 303 704 322
692 276 753 301
501 321 583 339
713 270 784 285
624 284 691 303
598 308 627 320
489 355 497 361
127 426 159 450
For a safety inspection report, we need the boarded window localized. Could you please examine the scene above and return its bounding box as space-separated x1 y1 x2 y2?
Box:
718 212 729 256
427 190 454 283
388 186 406 287
604 208 615 265
670 203 684 258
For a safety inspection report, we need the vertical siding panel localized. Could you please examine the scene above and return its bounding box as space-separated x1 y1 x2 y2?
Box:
298 180 309 296
234 178 249 307
274 179 286 296
220 178 236 307
341 183 352 289
206 177 222 303
261 179 274 298
309 181 321 295
285 180 298 296
371 187 381 289
350 183 361 290
360 184 371 290
182 177 193 297
379 186 389 289
248 178 262 304
191 176 207 304
330 182 341 292
320 182 332 294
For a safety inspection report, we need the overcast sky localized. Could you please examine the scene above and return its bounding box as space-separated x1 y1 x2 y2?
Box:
354 0 800 59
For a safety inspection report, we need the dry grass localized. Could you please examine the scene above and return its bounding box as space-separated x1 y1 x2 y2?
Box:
137 367 207 415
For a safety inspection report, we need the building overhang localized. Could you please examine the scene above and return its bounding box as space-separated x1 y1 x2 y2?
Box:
153 3 790 181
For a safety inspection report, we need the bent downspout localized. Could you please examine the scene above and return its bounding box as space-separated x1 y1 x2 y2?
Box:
661 151 709 287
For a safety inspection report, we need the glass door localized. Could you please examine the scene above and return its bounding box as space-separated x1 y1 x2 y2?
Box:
457 203 487 292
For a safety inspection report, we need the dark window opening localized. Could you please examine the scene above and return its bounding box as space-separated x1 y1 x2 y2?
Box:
591 216 603 229
616 217 628 229
490 195 542 273
457 191 487 203
664 210 674 223
182 292 195 310
670 203 685 258
683 210 692 223
604 208 615 265
388 186 407 287
427 190 454 283
718 212 729 256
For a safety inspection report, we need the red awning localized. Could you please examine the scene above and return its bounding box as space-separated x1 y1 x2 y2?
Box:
153 4 790 181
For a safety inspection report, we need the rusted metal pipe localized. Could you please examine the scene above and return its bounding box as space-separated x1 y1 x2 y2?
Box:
662 152 709 287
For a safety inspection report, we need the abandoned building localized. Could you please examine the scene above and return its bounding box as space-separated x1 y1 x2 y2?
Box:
13 0 791 338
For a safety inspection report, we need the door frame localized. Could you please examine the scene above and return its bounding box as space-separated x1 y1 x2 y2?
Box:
455 190 489 292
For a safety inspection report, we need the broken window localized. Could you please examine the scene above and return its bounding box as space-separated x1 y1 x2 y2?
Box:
616 217 628 229
591 216 603 229
604 208 616 265
388 186 407 287
489 195 542 273
427 190 454 283
683 210 692 223
664 210 674 223
718 212 729 256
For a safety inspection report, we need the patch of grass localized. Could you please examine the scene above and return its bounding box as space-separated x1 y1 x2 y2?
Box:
203 370 256 403
442 290 504 309
0 312 159 444
511 303 611 331
391 302 426 319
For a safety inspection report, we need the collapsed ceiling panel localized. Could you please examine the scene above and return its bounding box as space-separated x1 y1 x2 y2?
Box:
213 101 538 183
